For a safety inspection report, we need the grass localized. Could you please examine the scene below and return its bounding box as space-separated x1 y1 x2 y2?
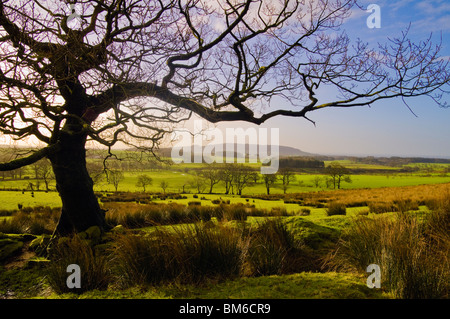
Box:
46 235 112 294
326 204 449 298
110 223 246 286
161 272 386 299
0 191 62 211
7 271 385 299
0 168 448 300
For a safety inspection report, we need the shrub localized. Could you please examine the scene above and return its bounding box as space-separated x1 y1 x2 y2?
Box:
110 232 170 286
211 204 225 221
326 202 347 216
269 207 289 216
198 206 213 222
182 224 246 282
163 205 184 224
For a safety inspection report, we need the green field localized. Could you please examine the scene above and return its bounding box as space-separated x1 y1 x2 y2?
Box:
1 160 449 211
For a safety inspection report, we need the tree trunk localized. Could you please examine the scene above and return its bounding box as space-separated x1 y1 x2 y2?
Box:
48 127 107 236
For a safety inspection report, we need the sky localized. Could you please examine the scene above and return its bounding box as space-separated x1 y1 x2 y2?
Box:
207 0 450 159
2 0 449 159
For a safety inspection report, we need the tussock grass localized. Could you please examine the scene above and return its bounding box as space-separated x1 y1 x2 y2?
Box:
0 206 59 235
326 198 449 299
110 223 246 286
46 235 112 294
109 218 312 287
103 202 293 229
326 202 347 216
246 219 308 276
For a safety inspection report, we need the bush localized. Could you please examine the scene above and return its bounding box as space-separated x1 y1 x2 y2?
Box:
326 202 347 216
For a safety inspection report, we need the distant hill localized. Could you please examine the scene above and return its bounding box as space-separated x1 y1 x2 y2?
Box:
156 143 317 159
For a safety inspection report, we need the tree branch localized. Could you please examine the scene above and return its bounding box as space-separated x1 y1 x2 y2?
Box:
0 143 60 171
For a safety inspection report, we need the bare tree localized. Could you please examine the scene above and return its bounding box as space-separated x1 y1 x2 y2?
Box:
136 174 152 192
326 162 352 189
200 164 222 194
86 161 105 186
0 0 448 234
189 172 206 194
160 180 169 194
33 158 54 191
218 163 235 195
262 173 277 195
231 164 257 195
278 168 296 194
107 169 124 192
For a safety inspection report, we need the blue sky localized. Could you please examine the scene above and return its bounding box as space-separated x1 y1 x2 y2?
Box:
210 0 450 158
292 0 450 157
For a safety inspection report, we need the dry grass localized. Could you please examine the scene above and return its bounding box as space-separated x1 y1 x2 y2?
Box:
0 206 59 235
46 235 112 294
325 196 449 299
280 183 450 214
110 223 246 286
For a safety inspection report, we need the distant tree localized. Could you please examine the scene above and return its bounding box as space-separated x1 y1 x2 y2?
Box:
160 180 169 194
180 182 188 194
218 164 235 195
32 159 54 191
136 174 153 192
108 170 124 192
231 164 257 195
278 168 296 194
86 162 105 186
189 173 207 194
312 176 323 188
326 162 352 189
200 164 222 194
263 174 278 195
38 159 54 191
